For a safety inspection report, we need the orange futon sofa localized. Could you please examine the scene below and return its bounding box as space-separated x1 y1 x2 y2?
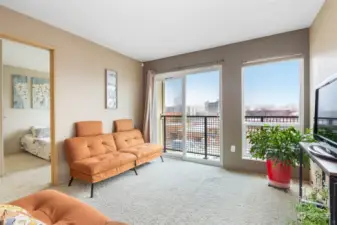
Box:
64 120 163 198
9 189 126 225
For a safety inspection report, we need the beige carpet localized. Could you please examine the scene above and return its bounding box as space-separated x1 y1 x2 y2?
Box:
0 152 51 202
50 158 298 225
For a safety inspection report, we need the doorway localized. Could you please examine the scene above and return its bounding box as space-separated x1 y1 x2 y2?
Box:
155 65 222 166
0 37 56 201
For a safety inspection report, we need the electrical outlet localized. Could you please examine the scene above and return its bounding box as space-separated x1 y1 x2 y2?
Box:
230 145 236 152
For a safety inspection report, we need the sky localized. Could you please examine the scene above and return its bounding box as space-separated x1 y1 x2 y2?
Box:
165 70 220 106
165 59 301 108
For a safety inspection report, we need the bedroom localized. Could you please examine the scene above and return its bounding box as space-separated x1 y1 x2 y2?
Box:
1 39 51 196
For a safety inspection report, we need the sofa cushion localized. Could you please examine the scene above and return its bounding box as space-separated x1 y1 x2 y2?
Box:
119 143 163 158
114 119 134 132
9 190 112 225
113 130 145 149
71 161 135 183
71 152 136 175
65 134 118 164
76 121 103 137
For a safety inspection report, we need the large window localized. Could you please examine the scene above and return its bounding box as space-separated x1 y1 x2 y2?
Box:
242 58 302 158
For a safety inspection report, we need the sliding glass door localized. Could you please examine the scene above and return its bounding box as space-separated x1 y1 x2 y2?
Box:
163 77 184 156
161 66 222 163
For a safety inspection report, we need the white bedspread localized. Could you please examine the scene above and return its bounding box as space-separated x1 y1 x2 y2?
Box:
20 134 51 161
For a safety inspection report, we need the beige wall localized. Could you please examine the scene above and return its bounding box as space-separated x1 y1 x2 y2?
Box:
3 65 50 155
310 0 337 121
310 0 337 185
0 6 143 183
145 29 310 179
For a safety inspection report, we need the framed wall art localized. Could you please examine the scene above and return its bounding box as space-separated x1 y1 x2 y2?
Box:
12 74 29 109
105 69 117 109
31 77 50 109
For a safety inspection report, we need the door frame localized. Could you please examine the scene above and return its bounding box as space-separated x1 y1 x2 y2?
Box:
0 33 58 185
155 64 223 167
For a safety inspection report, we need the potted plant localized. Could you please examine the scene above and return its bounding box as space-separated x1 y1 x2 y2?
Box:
247 125 313 189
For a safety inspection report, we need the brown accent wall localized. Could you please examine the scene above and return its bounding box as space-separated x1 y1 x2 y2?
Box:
310 0 337 185
144 29 310 178
0 6 143 183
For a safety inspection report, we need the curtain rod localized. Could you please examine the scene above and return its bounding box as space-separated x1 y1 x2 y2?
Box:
157 59 224 74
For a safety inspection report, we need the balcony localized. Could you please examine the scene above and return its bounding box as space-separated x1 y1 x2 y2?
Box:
161 115 300 160
243 115 300 157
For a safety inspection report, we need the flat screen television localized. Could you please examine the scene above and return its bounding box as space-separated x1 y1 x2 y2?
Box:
314 74 337 157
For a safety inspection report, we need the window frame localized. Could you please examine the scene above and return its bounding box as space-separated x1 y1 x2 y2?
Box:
241 56 305 159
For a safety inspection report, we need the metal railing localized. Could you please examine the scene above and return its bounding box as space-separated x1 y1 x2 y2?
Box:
161 115 300 159
243 115 300 157
162 115 220 159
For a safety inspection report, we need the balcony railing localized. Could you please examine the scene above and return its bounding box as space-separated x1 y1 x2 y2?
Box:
243 116 300 157
161 115 300 159
162 115 220 159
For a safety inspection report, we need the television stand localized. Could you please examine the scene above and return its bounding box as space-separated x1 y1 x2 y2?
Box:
299 142 337 225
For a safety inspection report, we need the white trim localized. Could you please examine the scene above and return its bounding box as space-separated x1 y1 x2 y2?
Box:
242 54 302 67
299 58 305 132
0 39 3 176
155 65 222 81
316 72 337 90
164 153 222 167
241 66 246 159
219 65 224 166
182 76 187 157
182 155 222 167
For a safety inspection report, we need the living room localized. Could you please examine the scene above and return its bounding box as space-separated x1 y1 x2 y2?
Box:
0 0 336 224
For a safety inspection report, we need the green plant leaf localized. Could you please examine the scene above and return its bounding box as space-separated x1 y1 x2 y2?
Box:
247 125 314 167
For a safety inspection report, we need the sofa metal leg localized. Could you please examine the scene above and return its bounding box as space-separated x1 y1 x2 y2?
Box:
68 177 74 187
133 161 138 176
133 168 138 176
160 156 164 162
90 183 94 198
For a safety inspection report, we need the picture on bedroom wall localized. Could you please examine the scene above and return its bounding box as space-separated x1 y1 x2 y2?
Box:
31 77 50 109
106 69 117 109
12 74 29 109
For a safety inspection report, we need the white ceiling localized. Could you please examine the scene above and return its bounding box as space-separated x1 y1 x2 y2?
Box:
2 39 50 72
0 0 325 62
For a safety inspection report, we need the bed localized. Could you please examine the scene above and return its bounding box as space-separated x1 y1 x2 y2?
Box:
20 134 51 161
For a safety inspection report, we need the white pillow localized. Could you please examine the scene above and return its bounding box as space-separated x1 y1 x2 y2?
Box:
30 126 50 138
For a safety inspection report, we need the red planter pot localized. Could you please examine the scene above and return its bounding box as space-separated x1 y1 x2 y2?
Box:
266 159 292 189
